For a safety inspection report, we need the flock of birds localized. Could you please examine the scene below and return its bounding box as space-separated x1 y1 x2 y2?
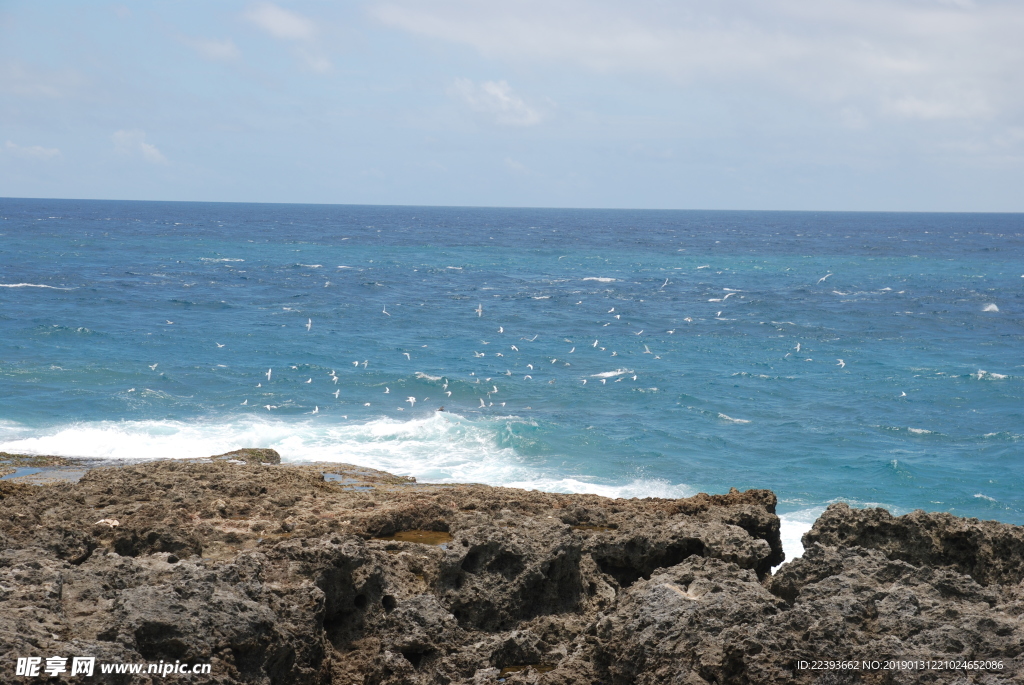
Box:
141 272 861 417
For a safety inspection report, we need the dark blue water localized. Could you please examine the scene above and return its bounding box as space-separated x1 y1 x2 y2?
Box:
2 198 1022 552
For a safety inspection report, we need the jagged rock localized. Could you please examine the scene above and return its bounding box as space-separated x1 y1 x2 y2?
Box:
2 459 1022 683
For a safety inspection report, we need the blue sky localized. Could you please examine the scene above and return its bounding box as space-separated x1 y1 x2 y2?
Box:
2 1 1022 211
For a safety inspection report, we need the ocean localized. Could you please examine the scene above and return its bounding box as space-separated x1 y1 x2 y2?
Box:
2 198 1022 560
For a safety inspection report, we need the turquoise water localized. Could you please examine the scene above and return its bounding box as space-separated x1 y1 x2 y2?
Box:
2 198 1022 553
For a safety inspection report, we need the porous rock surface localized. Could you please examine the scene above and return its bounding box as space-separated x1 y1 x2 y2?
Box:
1 457 1021 684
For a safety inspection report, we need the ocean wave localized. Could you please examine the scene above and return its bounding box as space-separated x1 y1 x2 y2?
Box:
414 372 444 381
777 507 826 564
199 258 244 262
582 277 616 282
0 283 74 289
718 413 751 424
0 414 688 500
590 369 633 378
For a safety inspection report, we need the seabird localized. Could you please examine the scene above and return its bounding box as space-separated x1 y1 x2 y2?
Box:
498 326 504 333
475 304 483 317
511 345 518 352
149 363 158 370
266 368 272 380
818 273 833 284
837 359 845 368
382 305 390 316
241 399 247 405
216 343 225 348
384 387 390 393
306 318 312 332
305 378 312 383
479 398 486 408
407 397 416 407
312 406 319 414
403 352 411 360
333 390 340 398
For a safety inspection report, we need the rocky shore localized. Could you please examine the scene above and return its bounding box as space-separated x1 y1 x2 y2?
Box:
2 451 1022 684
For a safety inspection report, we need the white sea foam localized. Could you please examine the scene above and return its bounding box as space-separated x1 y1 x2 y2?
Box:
907 427 933 434
0 414 690 499
982 303 999 312
718 413 751 424
414 372 443 381
296 264 323 268
974 493 997 502
582 277 616 282
590 369 633 378
0 283 74 289
776 507 825 565
199 258 244 262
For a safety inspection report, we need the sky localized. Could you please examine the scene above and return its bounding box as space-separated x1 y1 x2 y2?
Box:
1 0 1023 211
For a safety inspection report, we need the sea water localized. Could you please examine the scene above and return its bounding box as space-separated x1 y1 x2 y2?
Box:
2 198 1022 560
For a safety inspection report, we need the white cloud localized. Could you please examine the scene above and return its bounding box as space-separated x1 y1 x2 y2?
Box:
244 2 331 72
185 37 241 62
112 130 167 164
245 2 317 40
5 140 61 160
373 0 1024 125
451 79 543 126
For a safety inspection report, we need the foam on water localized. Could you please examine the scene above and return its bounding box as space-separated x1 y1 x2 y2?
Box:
0 283 74 289
777 507 825 564
0 413 690 500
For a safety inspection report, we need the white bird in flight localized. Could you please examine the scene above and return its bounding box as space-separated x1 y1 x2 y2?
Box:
382 305 390 316
312 406 319 414
384 387 390 394
407 397 416 407
266 368 272 380
305 378 312 384
353 361 359 366
241 399 247 405
446 391 452 397
333 389 340 398
837 359 845 368
795 343 801 353
165 320 173 325
403 352 411 360
498 326 504 333
475 304 483 317
511 345 518 351
644 345 652 354
306 318 312 332
216 343 225 348
818 273 833 284
149 363 158 370
592 340 598 348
